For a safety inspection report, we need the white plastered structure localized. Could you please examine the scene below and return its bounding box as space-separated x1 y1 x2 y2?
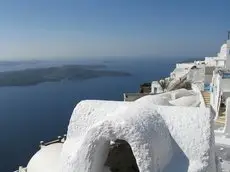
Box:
60 89 217 172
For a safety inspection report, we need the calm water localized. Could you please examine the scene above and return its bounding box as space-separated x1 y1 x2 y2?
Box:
0 57 184 171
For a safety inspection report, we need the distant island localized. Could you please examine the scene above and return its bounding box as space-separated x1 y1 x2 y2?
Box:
0 64 131 86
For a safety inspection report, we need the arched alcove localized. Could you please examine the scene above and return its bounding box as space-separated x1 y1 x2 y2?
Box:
104 139 140 172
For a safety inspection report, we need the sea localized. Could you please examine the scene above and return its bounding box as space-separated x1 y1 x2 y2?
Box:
0 56 195 171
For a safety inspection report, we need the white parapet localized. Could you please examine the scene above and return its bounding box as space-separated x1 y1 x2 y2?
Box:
123 93 149 101
176 62 195 69
191 84 206 108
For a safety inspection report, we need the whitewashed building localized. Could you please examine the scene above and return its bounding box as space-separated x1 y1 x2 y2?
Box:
60 89 217 172
205 43 229 68
18 89 219 172
210 38 230 116
151 80 164 94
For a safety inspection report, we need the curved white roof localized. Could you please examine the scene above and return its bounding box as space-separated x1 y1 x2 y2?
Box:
27 143 63 172
60 89 216 172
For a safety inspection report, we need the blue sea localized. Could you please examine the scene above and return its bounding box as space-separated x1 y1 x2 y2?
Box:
0 57 189 171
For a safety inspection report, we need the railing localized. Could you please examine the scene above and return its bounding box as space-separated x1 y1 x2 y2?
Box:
40 134 66 147
14 134 67 172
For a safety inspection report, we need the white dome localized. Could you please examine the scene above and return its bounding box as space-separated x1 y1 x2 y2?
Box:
27 143 63 172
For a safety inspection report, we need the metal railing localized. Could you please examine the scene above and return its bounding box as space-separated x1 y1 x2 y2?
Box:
14 134 67 172
39 134 66 147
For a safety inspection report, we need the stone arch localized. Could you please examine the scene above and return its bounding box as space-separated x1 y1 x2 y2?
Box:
104 139 140 172
78 122 148 172
71 115 171 172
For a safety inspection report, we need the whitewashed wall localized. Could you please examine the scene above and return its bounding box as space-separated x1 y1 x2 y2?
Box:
151 81 163 94
210 72 230 119
204 75 213 84
191 84 205 108
210 72 222 119
218 43 227 59
216 60 225 67
176 63 194 69
205 57 216 66
221 79 230 92
123 93 148 101
225 40 230 69
224 98 230 134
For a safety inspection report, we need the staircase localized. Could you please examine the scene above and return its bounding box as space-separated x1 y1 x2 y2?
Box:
216 106 226 124
201 91 210 107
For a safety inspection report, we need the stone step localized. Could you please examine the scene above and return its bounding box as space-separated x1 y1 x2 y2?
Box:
216 118 225 124
219 106 226 116
216 116 225 119
201 91 210 107
202 93 210 95
203 96 210 98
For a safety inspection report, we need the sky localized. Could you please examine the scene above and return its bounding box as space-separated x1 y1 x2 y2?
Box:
0 0 229 60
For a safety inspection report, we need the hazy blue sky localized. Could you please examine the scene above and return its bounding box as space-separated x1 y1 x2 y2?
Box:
0 0 229 60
